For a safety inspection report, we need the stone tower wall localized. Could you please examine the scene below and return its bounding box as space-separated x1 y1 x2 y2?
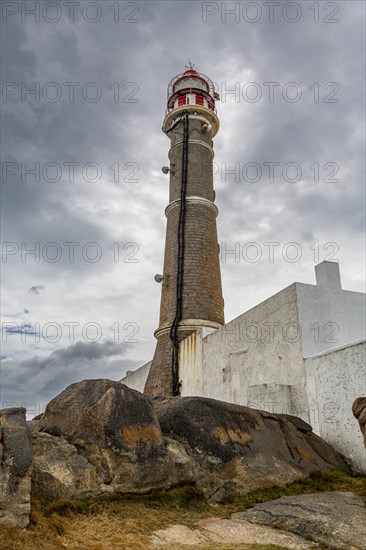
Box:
144 110 224 397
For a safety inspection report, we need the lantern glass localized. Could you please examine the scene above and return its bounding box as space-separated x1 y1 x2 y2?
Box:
174 78 207 92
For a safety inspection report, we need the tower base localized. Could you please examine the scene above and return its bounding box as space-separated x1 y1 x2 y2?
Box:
143 329 195 397
144 320 222 397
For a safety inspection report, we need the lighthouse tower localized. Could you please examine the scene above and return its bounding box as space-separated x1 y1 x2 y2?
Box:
144 65 225 397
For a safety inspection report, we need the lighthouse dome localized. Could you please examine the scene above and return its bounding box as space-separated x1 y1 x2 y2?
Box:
167 67 217 112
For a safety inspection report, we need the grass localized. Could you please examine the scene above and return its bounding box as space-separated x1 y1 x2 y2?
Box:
0 470 364 550
220 468 366 512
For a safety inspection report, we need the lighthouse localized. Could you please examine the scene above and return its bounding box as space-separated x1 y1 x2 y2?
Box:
144 64 225 397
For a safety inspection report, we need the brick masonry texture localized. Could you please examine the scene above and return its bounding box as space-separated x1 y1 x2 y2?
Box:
144 115 224 397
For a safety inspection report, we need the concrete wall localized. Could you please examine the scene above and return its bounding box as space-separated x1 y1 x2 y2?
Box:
296 262 366 357
120 361 151 393
179 283 308 418
178 331 204 396
304 340 366 472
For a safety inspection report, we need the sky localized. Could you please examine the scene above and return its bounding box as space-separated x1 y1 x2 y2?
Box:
1 0 365 416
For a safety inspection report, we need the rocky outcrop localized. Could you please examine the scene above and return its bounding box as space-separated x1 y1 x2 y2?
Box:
151 519 315 548
34 380 194 498
31 432 98 500
0 408 32 528
155 396 349 500
151 491 366 549
235 491 366 550
25 380 351 506
353 397 366 447
0 382 355 529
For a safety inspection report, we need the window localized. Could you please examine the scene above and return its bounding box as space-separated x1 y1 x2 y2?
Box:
174 78 208 92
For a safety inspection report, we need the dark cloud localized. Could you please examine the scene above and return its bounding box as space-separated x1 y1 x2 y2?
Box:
54 340 127 361
29 285 45 295
0 340 137 409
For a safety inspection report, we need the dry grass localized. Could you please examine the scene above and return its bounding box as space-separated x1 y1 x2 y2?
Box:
0 511 149 550
0 470 364 550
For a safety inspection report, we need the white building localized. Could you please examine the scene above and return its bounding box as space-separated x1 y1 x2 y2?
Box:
122 261 366 472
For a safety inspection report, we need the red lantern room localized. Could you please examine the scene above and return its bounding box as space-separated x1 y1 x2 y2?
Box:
163 63 220 138
166 67 219 112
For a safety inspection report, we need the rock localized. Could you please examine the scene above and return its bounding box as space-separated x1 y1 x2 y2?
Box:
34 379 194 498
31 432 98 500
152 524 210 546
31 383 350 503
154 396 350 500
151 518 315 548
152 491 366 548
0 408 32 528
353 397 366 447
27 417 42 434
235 491 366 550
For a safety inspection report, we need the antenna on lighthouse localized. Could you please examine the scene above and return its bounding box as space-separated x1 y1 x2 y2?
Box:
185 59 195 70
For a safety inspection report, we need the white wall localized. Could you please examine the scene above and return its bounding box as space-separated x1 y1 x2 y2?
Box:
180 283 308 417
296 261 366 357
178 331 204 396
304 340 366 472
120 361 151 393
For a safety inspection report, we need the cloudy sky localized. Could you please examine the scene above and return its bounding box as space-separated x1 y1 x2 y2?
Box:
1 0 365 415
